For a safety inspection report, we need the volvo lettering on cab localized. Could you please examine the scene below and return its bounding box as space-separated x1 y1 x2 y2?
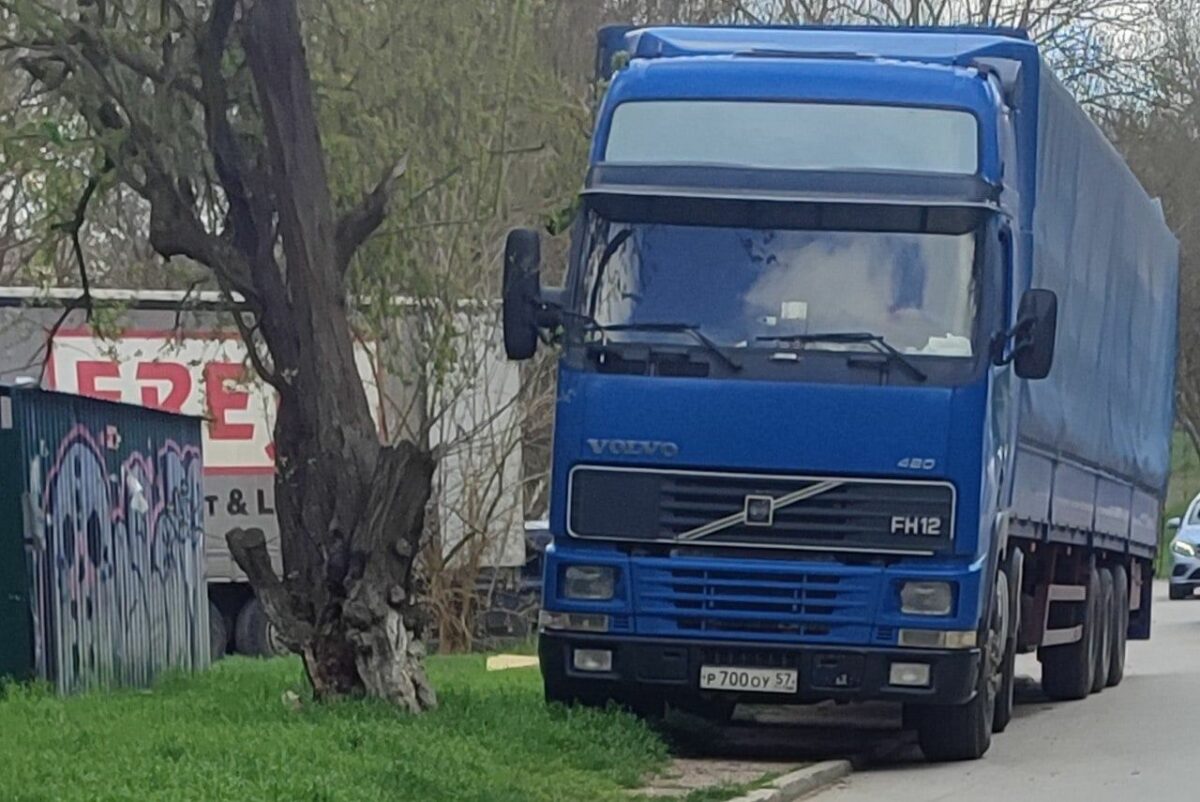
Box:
587 439 680 458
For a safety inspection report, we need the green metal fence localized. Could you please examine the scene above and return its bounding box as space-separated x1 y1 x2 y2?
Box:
0 386 209 693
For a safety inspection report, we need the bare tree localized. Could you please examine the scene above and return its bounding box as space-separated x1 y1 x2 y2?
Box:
3 0 440 709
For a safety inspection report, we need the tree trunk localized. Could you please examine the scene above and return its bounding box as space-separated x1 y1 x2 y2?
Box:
229 442 439 710
222 0 436 710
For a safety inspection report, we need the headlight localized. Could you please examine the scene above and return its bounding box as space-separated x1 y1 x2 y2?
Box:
563 565 616 600
900 581 954 616
1172 540 1197 558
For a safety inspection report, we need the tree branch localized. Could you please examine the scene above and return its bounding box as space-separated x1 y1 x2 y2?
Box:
335 155 407 275
198 0 277 272
50 160 111 322
227 527 313 650
229 306 283 388
144 174 257 297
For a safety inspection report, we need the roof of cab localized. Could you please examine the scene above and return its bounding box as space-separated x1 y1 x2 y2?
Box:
617 25 1038 65
594 25 1041 87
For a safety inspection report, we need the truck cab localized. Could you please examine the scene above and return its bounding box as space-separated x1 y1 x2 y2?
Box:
502 25 1176 762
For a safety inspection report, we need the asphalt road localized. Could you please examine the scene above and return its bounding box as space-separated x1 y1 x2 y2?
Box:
817 581 1200 802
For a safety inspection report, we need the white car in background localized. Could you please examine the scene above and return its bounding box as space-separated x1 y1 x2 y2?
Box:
1168 494 1200 600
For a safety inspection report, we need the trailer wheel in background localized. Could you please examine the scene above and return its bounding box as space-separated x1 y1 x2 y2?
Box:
1090 568 1114 694
1107 563 1129 687
209 601 228 661
1041 565 1100 701
235 598 286 658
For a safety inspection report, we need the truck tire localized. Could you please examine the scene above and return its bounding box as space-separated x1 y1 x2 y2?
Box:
914 567 1005 761
1107 563 1129 687
235 598 286 658
209 601 228 660
1168 583 1191 601
994 552 1022 734
1090 568 1114 694
1041 565 1100 701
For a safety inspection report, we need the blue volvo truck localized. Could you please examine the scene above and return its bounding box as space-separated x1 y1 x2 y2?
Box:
501 26 1178 761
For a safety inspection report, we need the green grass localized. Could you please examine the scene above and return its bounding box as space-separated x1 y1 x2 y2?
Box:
674 772 782 802
677 786 760 802
0 656 668 802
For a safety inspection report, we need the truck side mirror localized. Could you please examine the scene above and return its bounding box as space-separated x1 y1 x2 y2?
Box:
1168 517 1183 530
1013 289 1058 380
503 229 544 360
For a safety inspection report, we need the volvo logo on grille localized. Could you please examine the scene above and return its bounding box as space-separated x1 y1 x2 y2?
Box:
587 438 679 458
744 495 775 527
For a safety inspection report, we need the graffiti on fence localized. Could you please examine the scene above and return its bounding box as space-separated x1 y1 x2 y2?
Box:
25 420 208 693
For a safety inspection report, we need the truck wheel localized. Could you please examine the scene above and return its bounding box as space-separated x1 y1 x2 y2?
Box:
208 601 228 661
1107 563 1129 687
994 553 1022 734
1041 566 1100 701
1090 568 1114 694
1168 584 1191 601
235 598 285 658
914 568 1004 761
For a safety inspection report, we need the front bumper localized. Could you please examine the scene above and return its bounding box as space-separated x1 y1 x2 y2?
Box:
540 631 981 705
1170 551 1200 588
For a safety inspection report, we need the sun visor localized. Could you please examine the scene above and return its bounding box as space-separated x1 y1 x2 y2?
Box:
584 164 1001 209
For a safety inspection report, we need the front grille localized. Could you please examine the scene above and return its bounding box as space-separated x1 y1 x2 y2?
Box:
570 466 954 553
632 556 877 644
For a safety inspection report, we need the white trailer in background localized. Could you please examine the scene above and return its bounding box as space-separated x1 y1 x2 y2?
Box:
0 288 526 656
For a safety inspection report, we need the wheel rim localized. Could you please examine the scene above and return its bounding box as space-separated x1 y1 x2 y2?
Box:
266 621 289 656
1096 580 1113 685
987 575 1009 701
1100 593 1111 664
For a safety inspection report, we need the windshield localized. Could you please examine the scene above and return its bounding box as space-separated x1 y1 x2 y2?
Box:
578 214 980 357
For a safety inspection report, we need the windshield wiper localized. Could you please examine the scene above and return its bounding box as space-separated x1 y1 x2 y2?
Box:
586 227 634 320
755 332 927 382
592 322 742 372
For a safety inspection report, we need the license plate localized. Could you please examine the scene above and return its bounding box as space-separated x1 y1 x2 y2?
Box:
699 666 798 694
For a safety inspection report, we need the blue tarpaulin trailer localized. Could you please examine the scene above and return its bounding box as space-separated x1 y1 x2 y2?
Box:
0 386 209 693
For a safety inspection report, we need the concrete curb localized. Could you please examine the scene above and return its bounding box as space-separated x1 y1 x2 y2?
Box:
726 759 853 802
